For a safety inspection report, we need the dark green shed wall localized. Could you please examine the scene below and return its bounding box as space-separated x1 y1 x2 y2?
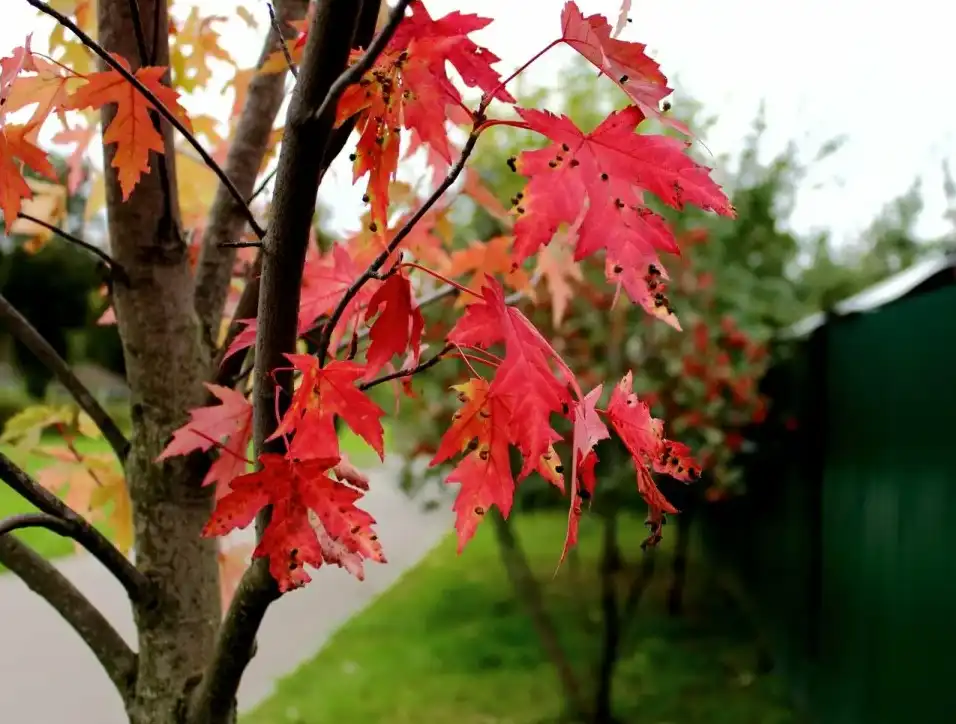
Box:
702 281 956 724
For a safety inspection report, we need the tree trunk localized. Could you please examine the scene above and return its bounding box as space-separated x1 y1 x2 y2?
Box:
490 511 588 721
98 1 221 721
666 504 695 616
593 512 622 724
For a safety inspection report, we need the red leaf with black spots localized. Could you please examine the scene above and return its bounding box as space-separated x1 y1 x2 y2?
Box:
202 454 384 592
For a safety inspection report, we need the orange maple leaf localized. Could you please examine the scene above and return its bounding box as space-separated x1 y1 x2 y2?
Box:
64 53 192 198
0 124 57 226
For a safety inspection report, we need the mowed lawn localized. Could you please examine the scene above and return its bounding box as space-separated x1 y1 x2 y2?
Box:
243 511 800 724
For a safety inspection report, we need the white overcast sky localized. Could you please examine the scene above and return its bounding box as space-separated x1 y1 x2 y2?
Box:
3 0 953 245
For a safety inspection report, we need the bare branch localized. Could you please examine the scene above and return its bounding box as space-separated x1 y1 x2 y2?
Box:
14 212 128 283
0 534 137 703
308 0 412 126
359 343 452 390
25 0 266 241
0 293 129 460
193 0 309 347
0 450 151 604
317 131 481 364
0 511 74 537
266 1 298 78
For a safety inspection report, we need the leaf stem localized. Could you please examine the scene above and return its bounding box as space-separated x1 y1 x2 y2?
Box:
399 262 482 298
480 39 562 112
24 0 267 240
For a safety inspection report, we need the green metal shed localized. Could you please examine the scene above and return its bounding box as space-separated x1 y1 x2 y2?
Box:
700 254 956 724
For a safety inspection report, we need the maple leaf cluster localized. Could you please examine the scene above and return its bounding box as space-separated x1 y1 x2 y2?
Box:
1 0 736 593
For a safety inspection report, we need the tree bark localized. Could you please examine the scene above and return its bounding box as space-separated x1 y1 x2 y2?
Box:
97 2 221 721
193 0 309 352
490 511 588 721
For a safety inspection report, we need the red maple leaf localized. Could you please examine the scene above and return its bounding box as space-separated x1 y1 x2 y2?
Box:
430 378 515 550
202 453 384 591
606 372 701 545
156 383 253 494
561 385 609 560
271 357 385 462
559 1 686 134
510 106 733 326
336 2 513 226
364 271 424 378
447 276 577 478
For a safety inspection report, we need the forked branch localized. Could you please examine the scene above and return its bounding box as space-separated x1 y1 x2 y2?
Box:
0 294 129 460
0 534 137 703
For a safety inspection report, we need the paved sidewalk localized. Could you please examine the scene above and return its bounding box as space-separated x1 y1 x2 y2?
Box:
0 462 452 723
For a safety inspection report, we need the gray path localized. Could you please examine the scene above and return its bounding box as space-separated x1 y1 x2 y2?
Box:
0 462 452 723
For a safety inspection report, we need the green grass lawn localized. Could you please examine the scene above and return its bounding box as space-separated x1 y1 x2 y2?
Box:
243 511 799 724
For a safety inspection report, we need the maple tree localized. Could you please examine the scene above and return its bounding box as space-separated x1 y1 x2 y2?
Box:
0 1 735 723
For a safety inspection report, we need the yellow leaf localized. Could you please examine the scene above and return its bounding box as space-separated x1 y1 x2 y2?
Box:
237 6 258 29
88 462 133 554
170 7 236 93
46 1 98 77
77 411 101 440
0 404 73 450
175 149 218 228
189 114 225 148
9 178 68 250
84 170 105 221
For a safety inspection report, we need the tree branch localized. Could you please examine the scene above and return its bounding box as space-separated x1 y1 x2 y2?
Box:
187 4 382 722
359 343 452 390
0 511 74 537
0 450 151 604
193 0 309 351
0 534 137 704
266 1 298 78
317 131 481 364
14 212 128 283
0 293 129 460
25 0 266 240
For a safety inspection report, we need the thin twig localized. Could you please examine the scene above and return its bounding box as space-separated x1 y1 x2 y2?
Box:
218 241 262 248
25 0 267 240
0 450 150 603
266 1 298 78
317 131 482 365
308 0 412 126
248 166 278 203
359 343 453 390
15 212 128 283
0 294 130 461
0 534 137 703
